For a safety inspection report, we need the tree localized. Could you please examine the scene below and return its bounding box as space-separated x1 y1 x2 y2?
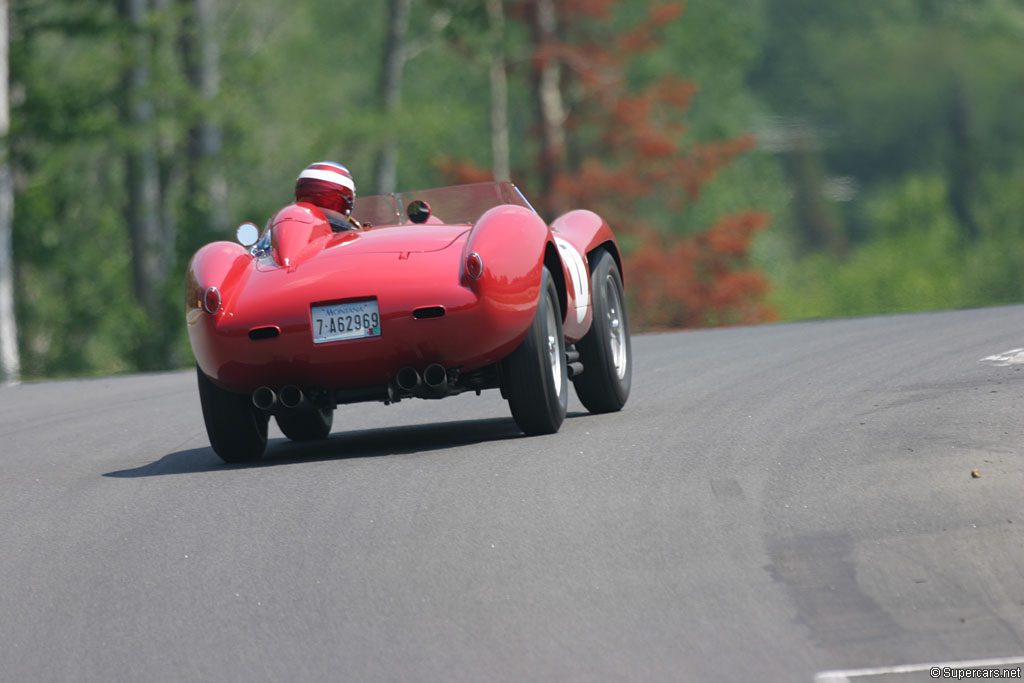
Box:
756 0 1024 320
751 0 1024 246
180 0 227 241
525 0 565 213
439 1 774 328
119 0 171 369
0 0 17 383
527 1 774 327
374 0 410 194
2 0 782 379
486 0 510 181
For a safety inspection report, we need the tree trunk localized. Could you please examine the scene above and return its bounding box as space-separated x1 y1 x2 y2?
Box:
119 0 168 369
0 0 18 384
528 0 567 214
782 126 846 257
151 0 178 280
181 0 227 237
487 0 510 183
948 78 978 242
374 0 410 195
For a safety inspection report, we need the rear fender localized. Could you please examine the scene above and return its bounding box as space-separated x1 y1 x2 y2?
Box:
550 209 622 282
463 205 553 353
550 209 621 340
185 241 253 323
186 241 254 380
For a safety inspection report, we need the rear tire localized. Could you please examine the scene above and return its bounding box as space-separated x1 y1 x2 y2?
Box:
502 267 568 435
276 408 333 442
572 249 631 413
196 366 269 463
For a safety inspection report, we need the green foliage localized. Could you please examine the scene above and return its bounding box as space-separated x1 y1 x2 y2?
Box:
10 1 141 378
8 0 1024 378
769 169 1024 319
217 0 384 220
753 0 1024 185
14 141 149 377
627 0 789 237
751 0 1024 321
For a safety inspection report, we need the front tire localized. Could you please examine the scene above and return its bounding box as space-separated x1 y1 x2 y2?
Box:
196 366 269 463
276 408 333 442
502 267 568 435
572 249 631 413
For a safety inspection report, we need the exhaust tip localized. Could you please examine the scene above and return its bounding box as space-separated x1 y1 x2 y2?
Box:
252 386 277 411
279 385 304 409
422 363 447 388
396 367 421 392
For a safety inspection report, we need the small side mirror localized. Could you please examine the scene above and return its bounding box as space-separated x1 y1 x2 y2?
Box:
237 222 260 247
407 200 432 224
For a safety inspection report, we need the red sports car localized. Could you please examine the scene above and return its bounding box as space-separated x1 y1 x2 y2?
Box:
186 181 631 462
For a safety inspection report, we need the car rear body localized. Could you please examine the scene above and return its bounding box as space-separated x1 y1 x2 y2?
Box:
186 182 617 399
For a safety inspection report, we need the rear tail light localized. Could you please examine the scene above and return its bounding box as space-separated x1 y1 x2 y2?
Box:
203 286 222 314
466 252 483 279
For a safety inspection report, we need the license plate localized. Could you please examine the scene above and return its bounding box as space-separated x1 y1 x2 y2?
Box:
311 299 381 343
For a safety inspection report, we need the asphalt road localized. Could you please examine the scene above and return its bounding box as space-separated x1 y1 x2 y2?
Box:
2 306 1023 682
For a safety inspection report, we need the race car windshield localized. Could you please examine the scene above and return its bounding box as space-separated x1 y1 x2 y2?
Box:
351 181 535 227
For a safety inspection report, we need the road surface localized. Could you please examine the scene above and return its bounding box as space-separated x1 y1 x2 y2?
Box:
1 306 1022 682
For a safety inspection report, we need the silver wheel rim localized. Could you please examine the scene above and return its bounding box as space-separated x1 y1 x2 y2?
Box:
605 274 627 380
546 302 563 396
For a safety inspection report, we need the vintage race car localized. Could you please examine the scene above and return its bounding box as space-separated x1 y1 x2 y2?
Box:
186 181 631 463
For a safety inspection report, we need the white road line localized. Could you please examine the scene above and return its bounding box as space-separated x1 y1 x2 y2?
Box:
980 348 1024 366
815 656 1024 682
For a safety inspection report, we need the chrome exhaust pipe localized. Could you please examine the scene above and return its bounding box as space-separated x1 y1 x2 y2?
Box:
396 367 421 393
279 385 307 410
422 363 449 397
252 386 277 411
567 362 584 378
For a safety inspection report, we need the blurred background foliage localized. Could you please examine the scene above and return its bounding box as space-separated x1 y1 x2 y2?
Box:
1 0 1022 379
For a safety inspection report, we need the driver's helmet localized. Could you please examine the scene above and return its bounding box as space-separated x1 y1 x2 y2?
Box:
294 161 356 216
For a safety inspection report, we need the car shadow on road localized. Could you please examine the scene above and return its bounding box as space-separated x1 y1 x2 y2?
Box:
104 416 535 478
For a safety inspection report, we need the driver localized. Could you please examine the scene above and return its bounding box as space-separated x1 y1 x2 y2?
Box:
294 161 363 230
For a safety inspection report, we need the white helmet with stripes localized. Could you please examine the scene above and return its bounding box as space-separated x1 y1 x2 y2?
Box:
295 161 356 216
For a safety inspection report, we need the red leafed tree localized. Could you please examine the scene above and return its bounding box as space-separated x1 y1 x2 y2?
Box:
445 0 774 329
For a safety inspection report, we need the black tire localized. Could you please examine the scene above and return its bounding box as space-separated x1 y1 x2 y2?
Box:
276 407 333 442
502 267 568 435
196 366 269 463
572 249 631 413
